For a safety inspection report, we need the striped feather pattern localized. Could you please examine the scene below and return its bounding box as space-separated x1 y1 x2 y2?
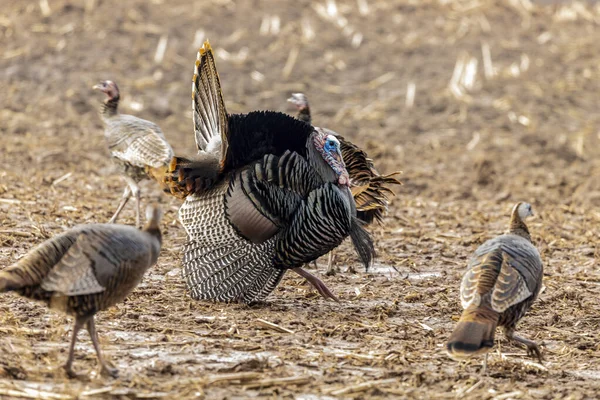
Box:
180 180 284 304
469 235 542 300
105 115 174 170
338 136 401 224
288 93 401 225
179 152 358 303
469 235 543 329
274 184 352 267
192 40 228 156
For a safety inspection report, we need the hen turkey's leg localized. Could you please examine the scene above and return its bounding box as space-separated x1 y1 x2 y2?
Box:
125 176 142 227
504 327 542 363
292 267 339 302
481 353 488 376
109 185 131 224
325 251 338 276
87 318 119 378
64 317 86 378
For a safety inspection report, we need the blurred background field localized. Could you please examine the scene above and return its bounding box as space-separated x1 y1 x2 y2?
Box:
1 0 599 398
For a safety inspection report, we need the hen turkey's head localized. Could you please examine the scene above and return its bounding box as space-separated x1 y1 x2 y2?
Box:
287 93 309 112
313 127 349 187
93 80 120 101
513 202 534 220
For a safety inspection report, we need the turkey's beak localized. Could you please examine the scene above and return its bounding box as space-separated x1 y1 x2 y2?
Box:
92 83 103 91
287 96 299 107
287 93 304 108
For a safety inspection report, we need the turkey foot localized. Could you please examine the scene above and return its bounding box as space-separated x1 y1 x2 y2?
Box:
505 328 543 363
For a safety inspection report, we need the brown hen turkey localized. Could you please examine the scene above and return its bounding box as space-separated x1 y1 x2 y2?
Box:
0 206 162 378
446 202 544 367
93 81 174 227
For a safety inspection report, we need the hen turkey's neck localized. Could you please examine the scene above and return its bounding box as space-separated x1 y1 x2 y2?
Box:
508 212 531 242
101 96 120 118
297 107 311 124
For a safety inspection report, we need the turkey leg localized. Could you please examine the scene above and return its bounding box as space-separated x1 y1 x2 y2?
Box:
87 318 119 378
292 267 339 302
125 177 142 228
64 317 86 378
109 185 131 224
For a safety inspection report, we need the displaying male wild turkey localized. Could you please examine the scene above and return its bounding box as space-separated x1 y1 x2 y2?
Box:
93 81 174 227
446 202 543 364
287 93 402 274
162 41 374 304
0 206 163 378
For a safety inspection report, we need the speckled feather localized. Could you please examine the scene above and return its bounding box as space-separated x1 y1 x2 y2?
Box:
0 224 161 317
104 115 174 172
447 203 543 360
461 234 542 326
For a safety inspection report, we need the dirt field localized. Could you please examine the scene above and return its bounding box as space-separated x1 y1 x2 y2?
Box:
1 0 600 398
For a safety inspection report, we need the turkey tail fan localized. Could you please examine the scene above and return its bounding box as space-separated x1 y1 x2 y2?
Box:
349 216 376 271
182 239 285 304
159 155 220 198
193 40 229 160
353 172 403 224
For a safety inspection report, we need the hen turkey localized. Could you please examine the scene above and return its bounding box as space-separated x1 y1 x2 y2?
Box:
0 206 162 378
446 202 543 364
162 41 374 304
93 81 174 227
288 93 401 274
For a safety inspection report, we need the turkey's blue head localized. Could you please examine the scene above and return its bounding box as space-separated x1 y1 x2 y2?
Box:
313 127 350 187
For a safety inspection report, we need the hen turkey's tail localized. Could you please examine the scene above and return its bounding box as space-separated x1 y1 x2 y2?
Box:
0 271 15 292
0 232 77 293
446 306 499 360
149 155 220 199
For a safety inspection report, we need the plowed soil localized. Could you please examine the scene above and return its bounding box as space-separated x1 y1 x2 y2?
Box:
1 0 599 399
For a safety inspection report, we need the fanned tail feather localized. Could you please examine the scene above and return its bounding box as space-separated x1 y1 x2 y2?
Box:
352 172 403 224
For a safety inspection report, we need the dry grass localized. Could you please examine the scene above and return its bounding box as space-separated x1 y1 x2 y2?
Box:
1 0 600 398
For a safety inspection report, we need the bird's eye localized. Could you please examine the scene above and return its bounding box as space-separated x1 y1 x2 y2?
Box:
327 140 335 147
